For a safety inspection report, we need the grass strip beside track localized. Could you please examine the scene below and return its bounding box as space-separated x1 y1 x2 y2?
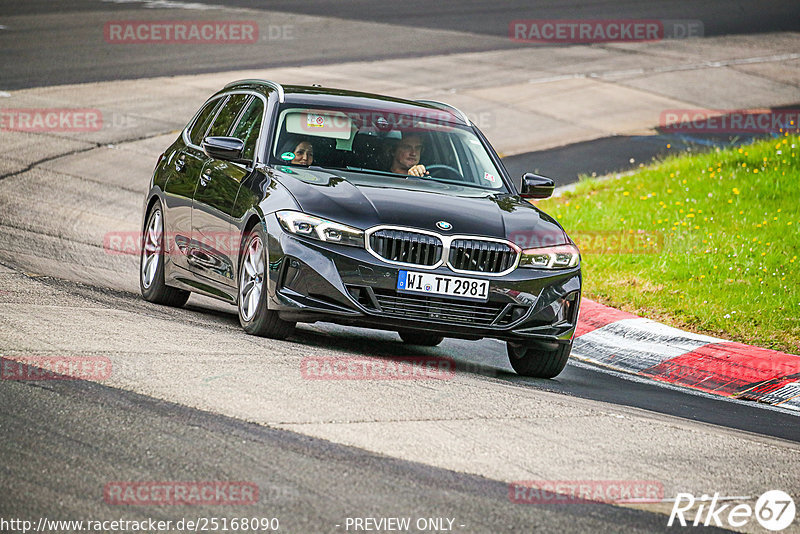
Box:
536 133 800 353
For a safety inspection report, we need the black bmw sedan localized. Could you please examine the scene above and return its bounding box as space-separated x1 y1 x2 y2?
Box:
140 80 581 378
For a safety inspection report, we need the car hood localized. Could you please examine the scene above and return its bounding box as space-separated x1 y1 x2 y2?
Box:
273 167 569 246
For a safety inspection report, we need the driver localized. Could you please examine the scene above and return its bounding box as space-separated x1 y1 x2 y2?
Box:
389 134 428 177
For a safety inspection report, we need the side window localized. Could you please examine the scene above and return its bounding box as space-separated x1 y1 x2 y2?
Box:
188 98 222 146
230 97 264 161
207 93 250 138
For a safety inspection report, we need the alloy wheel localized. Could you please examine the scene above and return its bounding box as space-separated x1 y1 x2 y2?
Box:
239 234 265 322
141 208 162 289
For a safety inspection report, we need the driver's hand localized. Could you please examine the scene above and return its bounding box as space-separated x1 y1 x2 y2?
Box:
408 164 429 177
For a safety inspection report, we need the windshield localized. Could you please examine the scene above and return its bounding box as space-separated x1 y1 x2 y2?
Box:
270 104 508 192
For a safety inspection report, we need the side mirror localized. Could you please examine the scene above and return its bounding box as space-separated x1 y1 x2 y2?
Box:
202 136 245 162
520 173 555 199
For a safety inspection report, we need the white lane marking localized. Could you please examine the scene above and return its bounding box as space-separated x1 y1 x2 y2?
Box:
528 73 587 84
530 52 800 83
0 91 10 98
781 397 800 411
661 496 753 503
0 25 8 30
101 0 224 10
602 317 725 344
568 359 800 416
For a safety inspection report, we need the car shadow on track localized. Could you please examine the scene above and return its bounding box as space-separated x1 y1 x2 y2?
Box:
288 324 521 380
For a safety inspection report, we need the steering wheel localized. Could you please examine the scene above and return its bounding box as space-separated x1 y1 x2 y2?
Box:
424 164 463 181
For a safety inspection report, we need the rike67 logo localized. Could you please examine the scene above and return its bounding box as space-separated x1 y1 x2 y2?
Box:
669 490 796 531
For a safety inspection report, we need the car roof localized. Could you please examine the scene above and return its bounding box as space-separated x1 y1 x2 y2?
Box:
218 79 470 126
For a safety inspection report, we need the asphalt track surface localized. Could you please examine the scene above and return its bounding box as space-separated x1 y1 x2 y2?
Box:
2 0 800 90
2 0 796 183
1 363 723 534
1 1 799 532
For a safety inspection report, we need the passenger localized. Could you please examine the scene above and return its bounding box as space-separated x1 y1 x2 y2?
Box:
389 134 428 177
279 137 314 166
291 139 314 166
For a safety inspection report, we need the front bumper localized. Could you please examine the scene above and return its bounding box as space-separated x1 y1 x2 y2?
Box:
264 214 581 344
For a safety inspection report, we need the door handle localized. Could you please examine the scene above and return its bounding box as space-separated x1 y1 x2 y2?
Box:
175 156 186 172
199 172 212 187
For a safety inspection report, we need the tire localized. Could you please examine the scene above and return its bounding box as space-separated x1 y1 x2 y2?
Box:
238 226 295 339
140 202 191 307
506 340 571 378
398 330 444 347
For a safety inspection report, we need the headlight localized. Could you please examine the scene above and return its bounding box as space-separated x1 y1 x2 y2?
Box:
276 211 364 247
519 244 580 269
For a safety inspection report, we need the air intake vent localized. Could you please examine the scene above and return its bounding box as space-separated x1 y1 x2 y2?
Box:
371 289 508 326
448 239 517 273
369 229 443 266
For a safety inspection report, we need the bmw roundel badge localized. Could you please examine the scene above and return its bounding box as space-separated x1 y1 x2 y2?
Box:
436 221 453 231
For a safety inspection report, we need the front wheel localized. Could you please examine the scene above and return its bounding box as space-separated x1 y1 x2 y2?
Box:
140 202 191 307
506 341 571 378
238 227 295 339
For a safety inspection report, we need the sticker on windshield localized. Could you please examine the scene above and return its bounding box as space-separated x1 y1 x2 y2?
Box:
483 172 496 183
280 152 295 161
307 113 325 128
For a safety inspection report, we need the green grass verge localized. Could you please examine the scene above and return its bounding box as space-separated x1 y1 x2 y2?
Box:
536 134 799 354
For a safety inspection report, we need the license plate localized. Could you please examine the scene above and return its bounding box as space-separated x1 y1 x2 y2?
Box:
397 270 489 301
